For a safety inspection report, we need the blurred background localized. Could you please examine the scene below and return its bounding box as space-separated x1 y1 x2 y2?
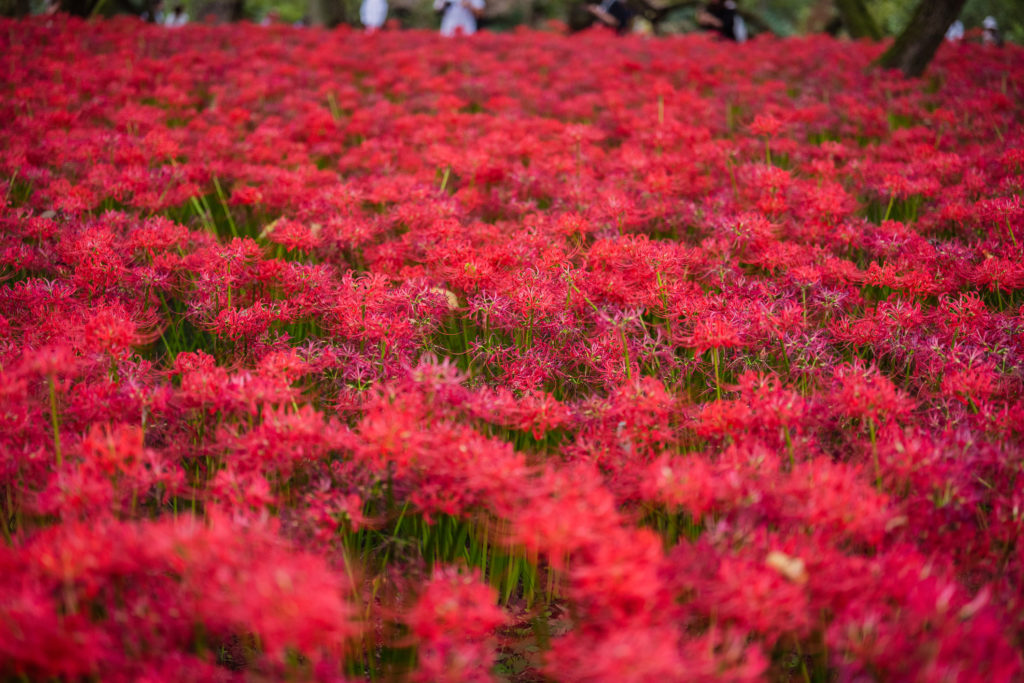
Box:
1 0 1021 45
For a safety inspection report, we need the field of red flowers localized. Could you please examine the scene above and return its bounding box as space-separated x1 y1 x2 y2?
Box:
2 15 1024 681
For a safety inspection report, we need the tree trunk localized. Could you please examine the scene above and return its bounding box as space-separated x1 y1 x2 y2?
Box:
309 0 345 26
567 1 595 32
834 0 880 40
61 0 96 16
878 0 966 77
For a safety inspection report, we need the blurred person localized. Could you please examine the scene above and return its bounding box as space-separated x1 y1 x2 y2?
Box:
163 3 188 26
697 0 745 42
945 19 964 42
587 0 633 35
434 0 484 36
360 0 387 31
982 16 1003 47
142 0 165 22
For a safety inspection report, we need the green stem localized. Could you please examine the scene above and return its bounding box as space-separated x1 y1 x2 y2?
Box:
212 177 238 238
712 347 721 401
784 425 794 468
48 375 62 468
327 92 341 122
188 194 214 233
4 170 17 205
1 487 12 545
882 194 895 223
198 192 217 233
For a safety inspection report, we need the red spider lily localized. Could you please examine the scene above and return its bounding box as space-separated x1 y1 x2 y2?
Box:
407 567 507 683
749 113 784 138
681 315 746 355
1 18 1024 681
0 513 360 678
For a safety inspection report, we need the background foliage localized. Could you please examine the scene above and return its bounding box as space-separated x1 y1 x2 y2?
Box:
210 0 1023 41
5 0 1022 41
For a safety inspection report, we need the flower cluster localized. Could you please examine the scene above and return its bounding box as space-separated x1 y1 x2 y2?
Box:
1 16 1023 682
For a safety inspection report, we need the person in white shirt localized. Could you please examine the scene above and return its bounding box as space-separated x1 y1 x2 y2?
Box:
945 19 964 42
163 4 188 27
982 16 1003 47
360 0 387 31
434 0 484 36
142 0 165 23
